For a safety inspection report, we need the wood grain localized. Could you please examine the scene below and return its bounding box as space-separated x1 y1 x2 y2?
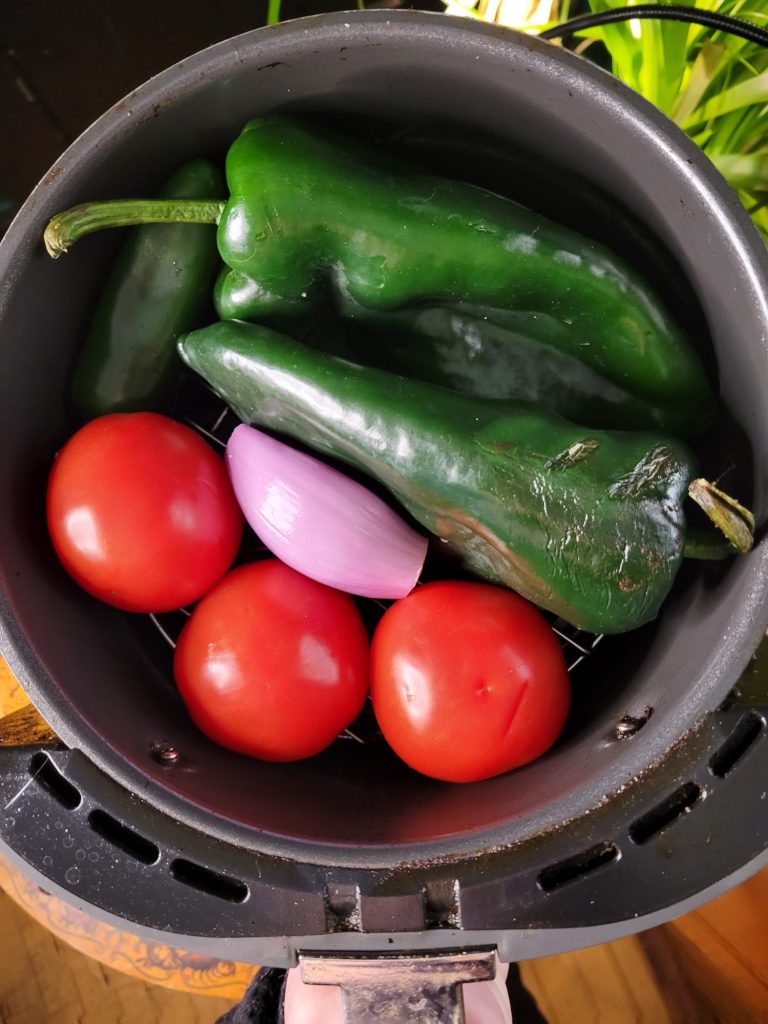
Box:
0 703 57 748
0 657 30 718
0 851 258 1001
652 870 768 1024
522 933 678 1023
0 883 237 1024
0 656 57 746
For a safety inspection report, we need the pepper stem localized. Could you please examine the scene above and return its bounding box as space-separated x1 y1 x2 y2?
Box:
683 529 738 561
43 199 225 258
687 478 755 555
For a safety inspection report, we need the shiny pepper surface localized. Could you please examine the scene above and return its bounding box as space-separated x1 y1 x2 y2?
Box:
216 115 712 414
72 159 224 417
179 320 696 636
297 303 701 437
44 115 713 421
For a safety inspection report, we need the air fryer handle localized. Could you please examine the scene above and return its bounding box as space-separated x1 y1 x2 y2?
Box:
299 948 497 1023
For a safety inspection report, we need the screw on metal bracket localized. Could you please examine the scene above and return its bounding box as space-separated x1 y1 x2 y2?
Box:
299 948 497 1024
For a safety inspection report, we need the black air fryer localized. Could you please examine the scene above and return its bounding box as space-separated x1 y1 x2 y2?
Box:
1 13 767 1023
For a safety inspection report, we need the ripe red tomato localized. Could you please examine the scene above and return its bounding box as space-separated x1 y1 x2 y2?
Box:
371 581 571 783
173 560 369 761
47 413 243 612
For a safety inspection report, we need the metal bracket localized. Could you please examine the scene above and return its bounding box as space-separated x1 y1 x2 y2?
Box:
299 947 498 1024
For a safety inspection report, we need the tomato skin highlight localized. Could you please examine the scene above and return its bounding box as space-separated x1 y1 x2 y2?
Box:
370 581 571 783
46 413 243 613
173 561 370 761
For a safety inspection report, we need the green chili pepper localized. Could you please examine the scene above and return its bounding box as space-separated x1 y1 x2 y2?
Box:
297 303 703 438
70 159 224 418
46 115 712 418
178 319 706 635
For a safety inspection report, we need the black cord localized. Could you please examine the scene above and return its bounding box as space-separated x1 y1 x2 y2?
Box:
539 4 768 47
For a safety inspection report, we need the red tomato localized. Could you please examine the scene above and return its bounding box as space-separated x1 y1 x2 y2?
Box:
371 581 570 783
173 561 369 761
47 413 243 612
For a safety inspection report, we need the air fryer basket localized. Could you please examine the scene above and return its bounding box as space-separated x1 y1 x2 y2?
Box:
1 11 768 968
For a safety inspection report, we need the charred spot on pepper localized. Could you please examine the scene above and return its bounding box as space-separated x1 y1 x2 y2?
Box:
609 445 678 499
546 438 599 470
618 577 642 593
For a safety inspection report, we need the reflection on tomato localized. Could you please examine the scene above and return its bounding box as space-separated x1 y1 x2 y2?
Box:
370 581 571 783
47 413 243 612
173 560 369 761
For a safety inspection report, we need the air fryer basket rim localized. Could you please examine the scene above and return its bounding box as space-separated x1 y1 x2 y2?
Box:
2 10 768 872
0 829 766 967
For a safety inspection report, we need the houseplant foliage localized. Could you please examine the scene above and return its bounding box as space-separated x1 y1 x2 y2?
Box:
440 0 768 241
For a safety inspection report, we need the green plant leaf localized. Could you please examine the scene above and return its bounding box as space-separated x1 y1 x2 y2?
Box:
442 0 767 245
672 42 725 124
267 0 282 25
686 71 768 125
441 0 484 16
711 150 768 189
646 17 691 112
745 195 768 241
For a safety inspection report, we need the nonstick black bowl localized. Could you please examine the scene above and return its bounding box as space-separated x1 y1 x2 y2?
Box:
1 11 768 966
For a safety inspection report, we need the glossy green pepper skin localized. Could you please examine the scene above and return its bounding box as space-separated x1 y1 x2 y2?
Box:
71 160 224 418
299 304 702 438
46 116 713 422
178 320 696 635
214 266 310 323
216 116 713 413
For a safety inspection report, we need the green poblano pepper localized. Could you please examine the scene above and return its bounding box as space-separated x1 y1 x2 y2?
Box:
178 319 697 636
293 303 702 438
46 115 713 420
214 117 712 414
72 160 225 418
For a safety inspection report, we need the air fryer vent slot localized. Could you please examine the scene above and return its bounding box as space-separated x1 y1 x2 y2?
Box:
88 809 160 865
537 841 619 892
324 882 362 932
709 711 765 778
28 752 81 810
629 782 701 845
170 858 249 904
425 878 461 928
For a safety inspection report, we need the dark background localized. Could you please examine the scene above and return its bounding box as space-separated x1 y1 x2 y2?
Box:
0 0 445 234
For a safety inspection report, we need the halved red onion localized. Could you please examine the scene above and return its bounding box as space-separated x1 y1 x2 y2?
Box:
226 424 427 598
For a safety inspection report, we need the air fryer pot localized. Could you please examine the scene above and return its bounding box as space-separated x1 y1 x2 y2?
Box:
1 9 768 1017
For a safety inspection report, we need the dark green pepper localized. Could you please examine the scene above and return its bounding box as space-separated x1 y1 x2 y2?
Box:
178 319 698 635
297 303 701 437
215 117 712 414
70 159 224 417
46 115 712 419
